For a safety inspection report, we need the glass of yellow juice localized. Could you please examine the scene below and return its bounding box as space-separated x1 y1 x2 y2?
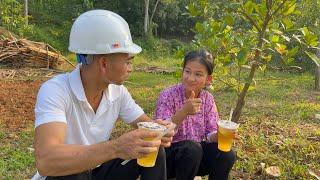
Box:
217 120 239 152
137 122 166 167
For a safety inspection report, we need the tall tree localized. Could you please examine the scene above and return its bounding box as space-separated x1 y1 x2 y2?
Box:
144 0 150 35
144 0 161 36
24 0 28 25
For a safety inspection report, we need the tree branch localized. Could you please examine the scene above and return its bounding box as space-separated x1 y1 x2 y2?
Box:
271 0 288 16
239 9 261 32
149 0 160 27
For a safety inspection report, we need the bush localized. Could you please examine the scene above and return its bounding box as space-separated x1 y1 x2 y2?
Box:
136 37 192 60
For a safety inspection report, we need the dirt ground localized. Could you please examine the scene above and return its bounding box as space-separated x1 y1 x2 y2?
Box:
0 68 60 131
0 79 41 131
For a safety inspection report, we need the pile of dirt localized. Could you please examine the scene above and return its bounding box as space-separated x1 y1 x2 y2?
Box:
0 28 74 69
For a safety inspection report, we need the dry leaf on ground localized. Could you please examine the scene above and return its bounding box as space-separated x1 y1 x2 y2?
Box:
265 166 281 177
308 169 320 180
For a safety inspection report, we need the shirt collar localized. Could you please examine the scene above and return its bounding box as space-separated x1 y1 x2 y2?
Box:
105 84 122 102
69 65 121 102
69 65 87 101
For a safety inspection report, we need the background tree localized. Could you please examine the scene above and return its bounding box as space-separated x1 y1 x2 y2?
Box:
188 0 319 122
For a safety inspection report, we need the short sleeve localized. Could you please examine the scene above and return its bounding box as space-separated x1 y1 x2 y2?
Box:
204 93 219 135
155 90 174 121
35 81 67 127
119 86 144 123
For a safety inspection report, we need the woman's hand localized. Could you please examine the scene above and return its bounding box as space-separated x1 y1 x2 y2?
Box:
182 91 202 115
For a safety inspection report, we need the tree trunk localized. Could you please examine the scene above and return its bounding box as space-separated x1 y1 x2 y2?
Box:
144 0 149 35
316 43 320 91
148 0 161 35
24 0 28 25
232 1 272 122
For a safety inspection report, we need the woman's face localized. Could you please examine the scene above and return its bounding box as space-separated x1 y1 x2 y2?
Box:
182 59 211 92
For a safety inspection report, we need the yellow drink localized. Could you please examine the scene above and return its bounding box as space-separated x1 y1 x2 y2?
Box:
136 122 166 167
217 120 239 152
137 137 159 167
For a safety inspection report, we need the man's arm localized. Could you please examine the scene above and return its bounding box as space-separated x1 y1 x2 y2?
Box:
35 122 161 176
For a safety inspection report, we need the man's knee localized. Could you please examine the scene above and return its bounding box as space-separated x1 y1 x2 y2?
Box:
177 140 203 162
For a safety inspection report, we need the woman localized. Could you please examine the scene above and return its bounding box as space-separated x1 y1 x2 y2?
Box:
155 50 236 180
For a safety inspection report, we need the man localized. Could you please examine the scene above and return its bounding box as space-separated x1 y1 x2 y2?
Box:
32 10 174 180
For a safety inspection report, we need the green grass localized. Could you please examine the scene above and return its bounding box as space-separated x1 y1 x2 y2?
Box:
0 128 35 179
1 55 319 179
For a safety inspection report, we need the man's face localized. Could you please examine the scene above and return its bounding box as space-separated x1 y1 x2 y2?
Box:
103 53 134 85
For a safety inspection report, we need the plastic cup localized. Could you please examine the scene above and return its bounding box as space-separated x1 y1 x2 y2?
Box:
217 120 239 152
136 122 166 167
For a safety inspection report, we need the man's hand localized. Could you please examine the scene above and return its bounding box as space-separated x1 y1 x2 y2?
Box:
182 91 202 115
113 129 161 160
154 119 175 147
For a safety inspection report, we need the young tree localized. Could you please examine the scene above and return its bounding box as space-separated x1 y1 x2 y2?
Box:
144 0 160 36
187 0 319 122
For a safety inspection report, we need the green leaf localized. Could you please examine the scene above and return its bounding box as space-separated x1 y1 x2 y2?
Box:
195 22 204 33
305 33 318 47
283 3 296 16
248 84 256 91
187 3 199 17
271 35 279 43
220 22 228 32
287 46 299 57
261 55 272 62
255 4 267 18
237 49 248 65
209 21 221 33
305 51 320 66
225 14 234 26
285 58 294 64
244 1 254 14
282 18 294 29
299 27 309 36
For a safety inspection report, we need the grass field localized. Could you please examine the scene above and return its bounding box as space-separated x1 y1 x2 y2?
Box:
0 56 319 179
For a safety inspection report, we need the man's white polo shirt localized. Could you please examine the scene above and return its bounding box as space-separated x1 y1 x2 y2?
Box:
32 65 144 180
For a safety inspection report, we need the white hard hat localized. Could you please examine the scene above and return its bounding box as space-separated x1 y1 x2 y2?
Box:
68 9 142 55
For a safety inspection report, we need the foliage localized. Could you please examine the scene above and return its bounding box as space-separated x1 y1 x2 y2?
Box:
0 0 28 36
155 0 195 39
136 36 192 60
186 0 319 121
